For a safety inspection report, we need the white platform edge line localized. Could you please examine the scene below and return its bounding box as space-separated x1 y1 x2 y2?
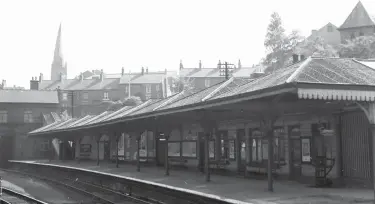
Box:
9 160 253 204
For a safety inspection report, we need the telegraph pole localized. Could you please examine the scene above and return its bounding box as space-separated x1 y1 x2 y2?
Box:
219 61 234 80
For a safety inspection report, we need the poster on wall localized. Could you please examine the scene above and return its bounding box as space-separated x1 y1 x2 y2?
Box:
116 133 125 160
229 140 235 159
302 138 311 162
80 144 91 157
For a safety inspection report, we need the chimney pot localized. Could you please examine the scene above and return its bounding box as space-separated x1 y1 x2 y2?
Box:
121 67 124 76
141 67 144 75
292 54 299 63
146 67 149 74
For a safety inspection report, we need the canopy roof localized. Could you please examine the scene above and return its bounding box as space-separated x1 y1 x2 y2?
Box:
29 57 375 136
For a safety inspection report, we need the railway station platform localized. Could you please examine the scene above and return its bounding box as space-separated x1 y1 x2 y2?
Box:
9 160 374 204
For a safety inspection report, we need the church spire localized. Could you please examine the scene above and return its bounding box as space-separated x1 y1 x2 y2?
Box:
51 23 67 81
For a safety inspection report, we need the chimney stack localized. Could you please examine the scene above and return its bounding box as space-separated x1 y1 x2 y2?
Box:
199 60 202 69
146 67 149 74
30 76 39 90
179 60 183 70
217 60 221 68
1 80 6 88
292 54 299 64
100 69 104 81
39 73 43 82
238 59 242 69
121 67 124 76
141 67 145 75
292 54 306 64
80 72 84 81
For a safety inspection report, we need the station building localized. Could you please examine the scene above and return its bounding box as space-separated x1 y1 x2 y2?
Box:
28 56 375 190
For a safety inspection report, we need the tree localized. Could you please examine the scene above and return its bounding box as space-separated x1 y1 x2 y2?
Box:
294 36 338 58
122 96 142 106
263 12 304 73
104 96 142 112
171 76 194 93
338 35 375 58
106 100 123 111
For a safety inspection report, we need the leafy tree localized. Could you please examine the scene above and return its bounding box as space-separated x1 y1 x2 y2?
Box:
338 35 375 58
122 96 142 106
106 100 123 111
171 76 194 93
294 36 338 58
263 12 303 73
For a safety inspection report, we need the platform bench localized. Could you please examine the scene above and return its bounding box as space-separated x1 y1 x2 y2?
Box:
209 159 230 170
168 157 188 168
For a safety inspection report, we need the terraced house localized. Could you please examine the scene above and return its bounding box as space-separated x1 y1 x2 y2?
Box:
29 56 375 192
178 60 264 90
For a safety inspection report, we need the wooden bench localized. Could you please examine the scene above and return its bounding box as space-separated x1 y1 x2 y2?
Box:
246 160 285 175
209 159 230 170
168 157 188 168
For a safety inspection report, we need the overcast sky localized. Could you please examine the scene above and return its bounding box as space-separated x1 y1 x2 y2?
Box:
1 0 374 88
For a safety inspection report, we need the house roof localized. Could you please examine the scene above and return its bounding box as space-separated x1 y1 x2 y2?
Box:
29 57 375 136
180 66 263 78
0 90 59 104
126 73 166 84
339 1 375 29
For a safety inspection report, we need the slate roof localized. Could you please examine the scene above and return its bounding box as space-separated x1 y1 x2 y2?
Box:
179 67 261 78
29 57 375 135
0 90 59 104
211 57 375 100
128 73 166 84
161 83 224 109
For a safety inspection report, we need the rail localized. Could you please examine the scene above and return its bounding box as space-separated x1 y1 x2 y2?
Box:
0 187 49 204
0 168 164 204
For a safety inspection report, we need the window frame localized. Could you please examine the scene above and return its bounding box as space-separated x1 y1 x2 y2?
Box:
0 110 8 123
83 92 89 100
62 93 68 101
24 110 33 123
103 92 109 100
204 79 210 87
145 84 152 94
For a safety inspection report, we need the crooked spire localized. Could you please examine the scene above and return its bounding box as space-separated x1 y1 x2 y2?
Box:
53 23 63 63
51 23 67 81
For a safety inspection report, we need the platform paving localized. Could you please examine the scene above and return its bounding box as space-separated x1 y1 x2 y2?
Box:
10 160 374 204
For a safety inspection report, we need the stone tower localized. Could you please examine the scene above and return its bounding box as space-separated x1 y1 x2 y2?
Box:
51 23 67 81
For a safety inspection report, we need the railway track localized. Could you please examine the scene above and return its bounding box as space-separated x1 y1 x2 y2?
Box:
0 187 48 204
0 168 164 204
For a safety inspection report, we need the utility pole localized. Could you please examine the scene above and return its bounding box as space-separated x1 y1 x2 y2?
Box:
219 61 234 80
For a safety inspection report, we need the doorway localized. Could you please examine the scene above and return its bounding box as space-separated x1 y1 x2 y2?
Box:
103 141 110 161
157 139 166 166
236 129 246 173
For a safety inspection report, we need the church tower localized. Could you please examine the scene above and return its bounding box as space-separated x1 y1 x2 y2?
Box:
51 23 67 81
